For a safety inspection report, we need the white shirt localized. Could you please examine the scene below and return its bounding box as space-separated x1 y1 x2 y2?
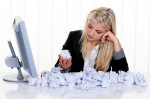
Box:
83 45 100 70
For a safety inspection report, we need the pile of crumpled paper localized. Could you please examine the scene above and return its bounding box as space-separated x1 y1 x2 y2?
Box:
28 67 147 91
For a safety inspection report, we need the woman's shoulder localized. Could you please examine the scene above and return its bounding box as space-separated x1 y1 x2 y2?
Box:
69 30 82 36
68 30 82 40
70 30 82 33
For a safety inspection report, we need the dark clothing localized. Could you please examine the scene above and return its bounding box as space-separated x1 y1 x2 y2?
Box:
55 30 129 72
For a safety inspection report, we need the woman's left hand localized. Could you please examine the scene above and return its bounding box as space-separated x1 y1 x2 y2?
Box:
101 31 117 43
101 31 121 52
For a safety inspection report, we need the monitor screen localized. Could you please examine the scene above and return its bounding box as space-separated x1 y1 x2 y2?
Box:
3 17 38 82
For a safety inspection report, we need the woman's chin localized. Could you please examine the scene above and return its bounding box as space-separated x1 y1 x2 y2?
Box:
87 37 94 41
88 39 95 42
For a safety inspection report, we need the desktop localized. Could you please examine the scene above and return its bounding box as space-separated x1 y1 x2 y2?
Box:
3 16 38 82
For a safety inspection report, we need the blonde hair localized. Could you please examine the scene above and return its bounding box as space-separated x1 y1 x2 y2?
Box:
80 7 116 72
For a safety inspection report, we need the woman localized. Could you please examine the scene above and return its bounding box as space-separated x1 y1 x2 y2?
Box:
55 7 129 73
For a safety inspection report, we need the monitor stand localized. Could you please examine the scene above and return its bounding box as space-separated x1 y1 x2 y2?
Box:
3 41 29 83
3 67 29 83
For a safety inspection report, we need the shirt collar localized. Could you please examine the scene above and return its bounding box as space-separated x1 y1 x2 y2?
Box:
92 44 100 51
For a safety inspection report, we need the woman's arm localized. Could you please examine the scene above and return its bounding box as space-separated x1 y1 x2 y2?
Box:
101 31 129 72
55 31 74 72
110 49 129 72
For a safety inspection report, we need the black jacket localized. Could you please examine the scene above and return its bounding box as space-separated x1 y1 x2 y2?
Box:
55 30 129 72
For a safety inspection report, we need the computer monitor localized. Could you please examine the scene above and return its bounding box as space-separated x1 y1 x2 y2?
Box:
3 16 38 82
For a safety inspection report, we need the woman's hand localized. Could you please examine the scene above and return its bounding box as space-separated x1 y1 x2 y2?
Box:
101 31 121 52
58 55 72 70
101 31 117 42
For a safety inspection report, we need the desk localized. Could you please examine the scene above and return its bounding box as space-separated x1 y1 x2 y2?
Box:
0 72 150 99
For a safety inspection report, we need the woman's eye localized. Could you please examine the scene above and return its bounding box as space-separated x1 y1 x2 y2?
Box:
88 25 92 29
96 31 102 34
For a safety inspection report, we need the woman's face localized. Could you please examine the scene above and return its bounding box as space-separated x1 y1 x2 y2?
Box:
86 20 107 44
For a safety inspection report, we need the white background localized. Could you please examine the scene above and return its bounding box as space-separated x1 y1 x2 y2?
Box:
0 0 150 77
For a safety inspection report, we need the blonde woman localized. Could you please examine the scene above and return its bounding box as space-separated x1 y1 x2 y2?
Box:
55 7 129 73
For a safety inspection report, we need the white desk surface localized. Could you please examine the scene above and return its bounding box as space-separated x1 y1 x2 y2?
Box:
0 72 150 99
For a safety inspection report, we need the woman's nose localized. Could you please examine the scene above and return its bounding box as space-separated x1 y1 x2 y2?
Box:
89 29 95 35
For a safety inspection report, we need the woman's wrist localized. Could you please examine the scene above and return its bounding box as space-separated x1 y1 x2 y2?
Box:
113 38 121 52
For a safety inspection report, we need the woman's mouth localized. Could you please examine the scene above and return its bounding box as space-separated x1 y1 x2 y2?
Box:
87 35 94 39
